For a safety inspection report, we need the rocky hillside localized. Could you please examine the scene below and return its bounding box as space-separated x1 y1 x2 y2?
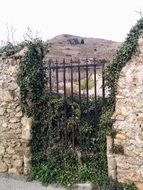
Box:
44 34 121 64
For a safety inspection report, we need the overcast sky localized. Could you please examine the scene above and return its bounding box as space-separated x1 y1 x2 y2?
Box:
0 0 143 43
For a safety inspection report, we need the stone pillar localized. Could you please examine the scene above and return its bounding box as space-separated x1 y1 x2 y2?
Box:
21 116 33 175
106 136 117 179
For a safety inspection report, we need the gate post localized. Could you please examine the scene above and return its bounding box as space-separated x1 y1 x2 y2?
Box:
21 116 33 175
106 135 117 179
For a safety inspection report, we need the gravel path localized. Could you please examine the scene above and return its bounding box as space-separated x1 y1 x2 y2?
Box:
0 174 66 190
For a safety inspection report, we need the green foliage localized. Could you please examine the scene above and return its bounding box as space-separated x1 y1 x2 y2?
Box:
29 94 108 187
30 148 77 186
17 39 45 115
106 17 143 106
0 38 49 57
99 17 143 190
0 41 29 55
28 94 135 189
17 25 142 189
96 177 136 190
76 76 94 90
0 42 16 55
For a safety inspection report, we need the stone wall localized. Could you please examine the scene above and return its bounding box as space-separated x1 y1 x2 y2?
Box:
107 36 143 189
0 54 31 175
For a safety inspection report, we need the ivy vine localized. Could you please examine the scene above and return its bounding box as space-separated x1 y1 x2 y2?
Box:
16 17 143 189
106 17 143 106
17 39 45 116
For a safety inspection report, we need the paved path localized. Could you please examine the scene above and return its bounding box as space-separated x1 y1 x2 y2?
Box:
0 174 66 190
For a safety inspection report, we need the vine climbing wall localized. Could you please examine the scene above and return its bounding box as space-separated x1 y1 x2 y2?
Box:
107 35 143 190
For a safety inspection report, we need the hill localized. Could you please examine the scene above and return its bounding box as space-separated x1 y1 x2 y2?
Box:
44 34 121 64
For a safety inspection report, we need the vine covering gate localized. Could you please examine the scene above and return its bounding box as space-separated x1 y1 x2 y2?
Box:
44 58 106 149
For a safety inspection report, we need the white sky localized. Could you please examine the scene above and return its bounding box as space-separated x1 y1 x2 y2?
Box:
0 0 143 43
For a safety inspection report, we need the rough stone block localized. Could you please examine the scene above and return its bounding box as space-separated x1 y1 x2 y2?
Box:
8 123 20 129
106 135 113 154
0 132 19 140
13 159 23 167
23 155 31 175
6 147 15 155
9 117 21 123
0 90 13 102
0 108 5 116
0 146 5 155
117 169 142 182
15 111 23 117
8 82 18 91
107 155 116 170
2 123 8 128
136 182 143 190
108 169 117 179
73 183 92 190
116 115 125 121
16 106 21 112
116 133 126 140
21 116 33 141
138 134 143 141
8 167 20 175
0 161 8 172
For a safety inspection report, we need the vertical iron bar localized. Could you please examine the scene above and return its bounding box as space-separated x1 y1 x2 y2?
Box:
70 58 73 101
102 63 105 101
49 67 52 93
63 59 67 146
70 59 75 148
55 60 60 145
56 59 59 93
93 58 97 129
63 59 66 97
93 58 97 101
78 59 81 108
77 59 82 149
86 58 89 107
72 128 75 148
85 58 89 148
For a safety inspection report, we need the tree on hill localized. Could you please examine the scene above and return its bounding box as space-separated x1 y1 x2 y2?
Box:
81 39 84 44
